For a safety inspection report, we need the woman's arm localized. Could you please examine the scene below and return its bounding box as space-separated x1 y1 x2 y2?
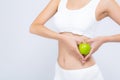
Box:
103 34 120 42
85 0 120 60
100 0 120 43
107 0 120 25
103 0 120 42
30 0 85 61
30 0 62 40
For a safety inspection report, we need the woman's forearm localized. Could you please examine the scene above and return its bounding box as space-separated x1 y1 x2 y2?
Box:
30 24 63 40
103 34 120 43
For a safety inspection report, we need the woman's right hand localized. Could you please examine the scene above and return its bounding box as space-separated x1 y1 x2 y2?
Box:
58 33 87 63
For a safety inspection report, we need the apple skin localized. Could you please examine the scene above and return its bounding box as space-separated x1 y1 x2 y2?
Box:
78 42 91 56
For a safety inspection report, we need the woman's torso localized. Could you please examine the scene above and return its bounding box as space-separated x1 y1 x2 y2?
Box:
57 32 96 70
54 0 106 70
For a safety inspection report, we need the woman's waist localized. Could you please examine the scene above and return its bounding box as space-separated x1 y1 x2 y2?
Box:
57 53 95 70
58 42 96 70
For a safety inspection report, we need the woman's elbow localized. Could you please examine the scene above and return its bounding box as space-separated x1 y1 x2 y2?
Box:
29 23 41 34
29 24 36 34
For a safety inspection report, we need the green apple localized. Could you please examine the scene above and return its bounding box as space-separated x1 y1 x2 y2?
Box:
78 42 91 56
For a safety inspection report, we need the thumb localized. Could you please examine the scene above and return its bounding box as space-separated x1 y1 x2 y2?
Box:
84 47 94 61
75 45 85 60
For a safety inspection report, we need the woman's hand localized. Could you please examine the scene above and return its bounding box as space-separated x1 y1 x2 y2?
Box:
85 36 107 60
74 34 90 45
59 33 86 63
74 35 91 63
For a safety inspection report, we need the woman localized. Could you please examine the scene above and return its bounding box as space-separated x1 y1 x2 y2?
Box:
30 0 120 80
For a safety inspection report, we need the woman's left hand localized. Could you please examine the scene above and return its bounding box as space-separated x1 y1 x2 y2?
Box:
84 36 107 61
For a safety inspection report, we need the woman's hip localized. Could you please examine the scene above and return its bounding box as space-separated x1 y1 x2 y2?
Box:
54 61 104 80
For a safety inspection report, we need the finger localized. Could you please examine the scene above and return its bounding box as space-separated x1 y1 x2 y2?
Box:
77 38 87 45
85 48 94 60
87 39 94 43
77 50 85 60
77 40 84 44
75 46 85 60
75 46 87 64
85 53 92 61
71 46 83 60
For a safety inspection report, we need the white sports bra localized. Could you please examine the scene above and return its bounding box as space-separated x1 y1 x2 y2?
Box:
53 0 100 38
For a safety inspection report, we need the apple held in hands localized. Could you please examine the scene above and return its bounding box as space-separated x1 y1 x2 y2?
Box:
78 42 91 56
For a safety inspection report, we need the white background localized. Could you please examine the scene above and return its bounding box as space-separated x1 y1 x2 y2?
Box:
0 0 120 80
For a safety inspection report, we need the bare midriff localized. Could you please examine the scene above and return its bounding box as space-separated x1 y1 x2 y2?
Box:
57 32 96 70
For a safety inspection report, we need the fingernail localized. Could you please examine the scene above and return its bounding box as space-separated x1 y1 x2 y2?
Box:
82 60 86 64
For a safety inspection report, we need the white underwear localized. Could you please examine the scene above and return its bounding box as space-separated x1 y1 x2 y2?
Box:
54 62 104 80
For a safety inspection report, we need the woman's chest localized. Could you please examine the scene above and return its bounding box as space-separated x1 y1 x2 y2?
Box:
53 10 96 31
